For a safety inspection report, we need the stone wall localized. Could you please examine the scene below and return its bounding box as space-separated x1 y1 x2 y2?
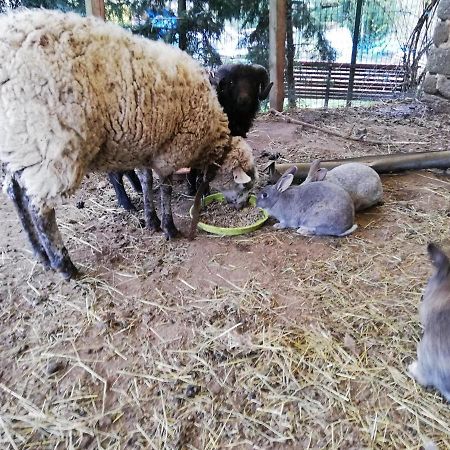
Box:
423 0 450 98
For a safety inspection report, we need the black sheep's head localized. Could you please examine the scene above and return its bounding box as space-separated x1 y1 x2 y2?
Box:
210 64 273 113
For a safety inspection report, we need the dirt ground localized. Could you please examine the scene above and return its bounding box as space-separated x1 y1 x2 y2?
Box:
1 99 450 449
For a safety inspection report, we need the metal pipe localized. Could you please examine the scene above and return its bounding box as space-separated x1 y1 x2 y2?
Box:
268 151 450 182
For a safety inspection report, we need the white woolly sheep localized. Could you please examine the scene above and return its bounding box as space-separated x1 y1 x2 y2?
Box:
110 63 273 208
0 9 256 279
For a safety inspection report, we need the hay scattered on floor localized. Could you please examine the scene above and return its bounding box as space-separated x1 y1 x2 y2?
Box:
1 101 450 449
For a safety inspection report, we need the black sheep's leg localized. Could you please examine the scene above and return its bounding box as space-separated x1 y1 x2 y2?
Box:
125 170 143 193
160 175 180 240
136 169 161 232
187 168 210 197
189 179 210 240
108 171 136 211
6 176 51 269
186 168 199 196
189 166 217 239
29 204 78 280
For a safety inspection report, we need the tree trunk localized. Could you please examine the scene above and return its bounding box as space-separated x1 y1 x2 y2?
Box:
85 0 105 19
286 0 296 108
178 0 187 51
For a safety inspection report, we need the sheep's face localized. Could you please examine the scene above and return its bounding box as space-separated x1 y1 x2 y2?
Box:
215 74 259 111
216 166 257 209
210 64 273 118
213 137 257 209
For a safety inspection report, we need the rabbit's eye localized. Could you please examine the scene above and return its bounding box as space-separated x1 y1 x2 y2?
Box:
261 192 268 199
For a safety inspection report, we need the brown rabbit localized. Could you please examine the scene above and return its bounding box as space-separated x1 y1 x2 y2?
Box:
408 243 450 401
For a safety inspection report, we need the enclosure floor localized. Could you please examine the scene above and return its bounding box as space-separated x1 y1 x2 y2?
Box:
1 99 450 449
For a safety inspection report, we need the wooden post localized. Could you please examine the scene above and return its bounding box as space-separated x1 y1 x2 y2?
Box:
85 0 105 19
269 0 286 111
324 63 332 108
178 0 187 51
346 0 364 106
286 0 296 108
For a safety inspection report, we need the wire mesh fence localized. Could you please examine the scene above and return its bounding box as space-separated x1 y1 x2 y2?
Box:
214 1 436 108
288 0 435 107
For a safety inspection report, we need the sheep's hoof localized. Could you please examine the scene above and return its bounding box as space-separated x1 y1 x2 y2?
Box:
121 202 137 211
60 261 80 281
147 222 161 234
150 225 162 234
163 222 181 240
35 253 51 270
164 228 181 240
144 212 161 232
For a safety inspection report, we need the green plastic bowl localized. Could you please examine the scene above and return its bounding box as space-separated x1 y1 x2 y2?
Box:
189 193 269 236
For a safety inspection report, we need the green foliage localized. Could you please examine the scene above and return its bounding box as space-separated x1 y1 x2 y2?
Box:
0 0 399 67
226 0 336 67
0 0 84 13
238 1 270 67
105 0 165 29
338 0 395 52
292 1 336 61
165 2 224 66
106 1 225 66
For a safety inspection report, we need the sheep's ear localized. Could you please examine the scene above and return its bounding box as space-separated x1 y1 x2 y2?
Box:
233 167 251 184
259 81 273 100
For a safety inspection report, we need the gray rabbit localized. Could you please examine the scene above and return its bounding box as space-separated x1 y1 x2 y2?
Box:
303 160 383 212
408 243 450 401
256 166 357 237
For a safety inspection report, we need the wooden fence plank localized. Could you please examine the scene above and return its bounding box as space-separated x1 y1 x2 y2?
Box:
291 61 406 101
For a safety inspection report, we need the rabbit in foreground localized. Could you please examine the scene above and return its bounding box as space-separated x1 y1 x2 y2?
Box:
256 166 357 237
408 243 450 401
303 160 383 212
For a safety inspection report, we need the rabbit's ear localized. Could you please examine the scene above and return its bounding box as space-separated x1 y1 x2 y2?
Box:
276 173 294 192
304 160 321 182
233 167 251 184
276 166 296 191
282 166 298 177
316 168 328 181
428 243 450 273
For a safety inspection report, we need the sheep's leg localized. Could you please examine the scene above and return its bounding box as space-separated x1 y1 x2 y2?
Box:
136 169 161 232
6 177 51 269
189 178 210 240
125 170 143 193
186 168 199 196
29 206 79 280
108 171 136 211
160 175 180 239
188 166 217 239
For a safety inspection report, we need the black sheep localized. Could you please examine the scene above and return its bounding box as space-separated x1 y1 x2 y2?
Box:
109 63 273 208
209 64 273 138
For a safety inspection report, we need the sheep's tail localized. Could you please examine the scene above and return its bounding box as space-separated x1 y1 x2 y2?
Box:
338 223 358 237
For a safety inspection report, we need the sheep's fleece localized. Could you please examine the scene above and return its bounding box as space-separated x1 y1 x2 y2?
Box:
0 9 231 211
